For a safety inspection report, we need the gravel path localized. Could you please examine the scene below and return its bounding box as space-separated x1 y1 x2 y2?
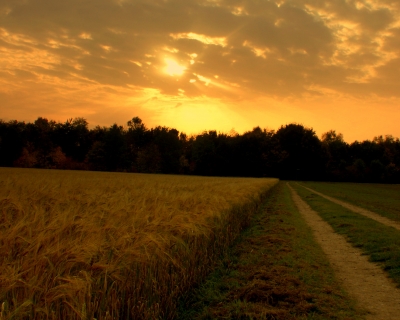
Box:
297 183 400 231
288 183 400 320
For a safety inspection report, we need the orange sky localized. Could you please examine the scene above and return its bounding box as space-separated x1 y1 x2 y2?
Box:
1 0 400 142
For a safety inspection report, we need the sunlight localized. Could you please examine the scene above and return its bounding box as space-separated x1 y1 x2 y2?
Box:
170 32 227 47
164 58 186 76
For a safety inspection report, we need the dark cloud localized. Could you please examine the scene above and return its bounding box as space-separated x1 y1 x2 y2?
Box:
1 0 400 107
174 102 183 108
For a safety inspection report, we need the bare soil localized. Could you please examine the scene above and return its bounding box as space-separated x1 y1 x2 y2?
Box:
298 183 400 231
288 183 400 320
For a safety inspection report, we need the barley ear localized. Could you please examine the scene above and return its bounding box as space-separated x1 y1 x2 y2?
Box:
0 302 5 320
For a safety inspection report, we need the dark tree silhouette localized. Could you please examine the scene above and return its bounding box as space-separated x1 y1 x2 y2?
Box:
53 118 90 162
321 130 349 181
104 124 128 171
2 115 400 183
150 126 181 173
275 124 325 180
191 131 219 176
0 120 26 166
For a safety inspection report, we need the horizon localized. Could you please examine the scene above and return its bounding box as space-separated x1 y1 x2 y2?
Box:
1 0 399 143
2 114 398 144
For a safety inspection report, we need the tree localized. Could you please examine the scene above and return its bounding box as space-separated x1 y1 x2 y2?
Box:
13 146 37 168
275 124 325 180
104 124 128 171
149 126 182 173
136 144 162 173
321 130 349 181
52 118 90 163
86 141 107 171
370 159 385 182
321 130 344 143
346 158 367 181
234 127 274 177
191 131 218 175
0 120 26 166
3 115 400 182
126 117 149 171
127 117 146 132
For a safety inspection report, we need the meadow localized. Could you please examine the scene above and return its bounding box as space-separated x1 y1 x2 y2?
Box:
178 182 363 319
299 181 400 222
0 168 277 319
292 182 400 286
179 181 400 319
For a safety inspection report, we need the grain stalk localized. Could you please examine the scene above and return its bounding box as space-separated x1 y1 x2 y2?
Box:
0 168 277 319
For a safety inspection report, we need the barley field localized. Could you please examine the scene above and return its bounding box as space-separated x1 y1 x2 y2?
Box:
0 168 277 319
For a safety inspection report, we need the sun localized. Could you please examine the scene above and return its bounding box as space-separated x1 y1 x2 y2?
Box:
164 58 186 76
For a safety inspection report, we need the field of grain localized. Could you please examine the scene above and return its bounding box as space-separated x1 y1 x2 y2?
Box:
0 168 277 319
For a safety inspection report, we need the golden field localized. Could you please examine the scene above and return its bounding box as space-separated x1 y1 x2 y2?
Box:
0 168 277 319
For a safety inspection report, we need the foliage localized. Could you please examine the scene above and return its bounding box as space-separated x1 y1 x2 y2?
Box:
1 117 400 182
275 124 325 180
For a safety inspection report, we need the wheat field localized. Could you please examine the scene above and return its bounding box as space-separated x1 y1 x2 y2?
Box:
0 168 277 319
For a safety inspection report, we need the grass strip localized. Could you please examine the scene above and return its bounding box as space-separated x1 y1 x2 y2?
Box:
177 182 363 320
300 181 400 222
292 183 400 286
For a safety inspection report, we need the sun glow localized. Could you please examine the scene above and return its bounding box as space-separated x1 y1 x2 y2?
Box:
164 58 186 76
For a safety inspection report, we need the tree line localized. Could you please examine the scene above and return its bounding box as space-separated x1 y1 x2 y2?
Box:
1 116 399 183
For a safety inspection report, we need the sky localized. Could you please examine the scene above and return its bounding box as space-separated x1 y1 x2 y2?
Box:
1 0 400 142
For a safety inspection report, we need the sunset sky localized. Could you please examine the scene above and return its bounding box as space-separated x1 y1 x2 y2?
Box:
1 0 399 142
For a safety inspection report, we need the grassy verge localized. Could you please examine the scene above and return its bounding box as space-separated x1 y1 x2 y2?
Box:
292 183 400 286
177 182 363 319
300 181 400 222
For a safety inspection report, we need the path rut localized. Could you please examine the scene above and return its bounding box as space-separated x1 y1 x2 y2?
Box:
288 183 400 320
297 183 400 231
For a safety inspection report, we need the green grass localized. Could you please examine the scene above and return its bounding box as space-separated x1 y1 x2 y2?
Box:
300 181 400 222
177 182 364 320
292 183 400 286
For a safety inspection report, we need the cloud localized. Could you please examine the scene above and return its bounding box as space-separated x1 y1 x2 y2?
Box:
2 0 399 97
174 102 183 108
0 0 400 139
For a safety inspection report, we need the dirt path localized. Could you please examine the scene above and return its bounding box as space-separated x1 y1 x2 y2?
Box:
297 183 400 231
288 183 400 320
